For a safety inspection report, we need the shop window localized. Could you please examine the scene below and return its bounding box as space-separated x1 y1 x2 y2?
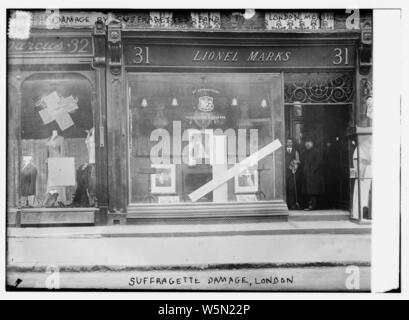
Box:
128 73 284 204
18 73 96 208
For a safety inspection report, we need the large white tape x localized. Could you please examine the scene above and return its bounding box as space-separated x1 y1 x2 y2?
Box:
188 139 282 202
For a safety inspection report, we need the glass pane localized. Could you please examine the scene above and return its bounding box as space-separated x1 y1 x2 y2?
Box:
19 73 96 208
351 134 372 219
128 73 284 204
8 84 19 208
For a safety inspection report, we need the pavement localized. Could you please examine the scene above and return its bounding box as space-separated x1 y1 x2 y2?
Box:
6 210 371 291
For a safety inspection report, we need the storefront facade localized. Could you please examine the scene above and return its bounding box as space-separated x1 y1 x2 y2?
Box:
7 10 373 226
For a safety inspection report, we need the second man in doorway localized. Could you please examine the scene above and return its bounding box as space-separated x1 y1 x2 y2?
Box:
285 138 301 210
301 139 325 210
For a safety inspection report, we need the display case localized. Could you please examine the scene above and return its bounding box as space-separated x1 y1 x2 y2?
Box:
128 73 285 208
17 73 96 208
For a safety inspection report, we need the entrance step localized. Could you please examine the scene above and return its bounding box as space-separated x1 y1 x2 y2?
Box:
289 210 351 222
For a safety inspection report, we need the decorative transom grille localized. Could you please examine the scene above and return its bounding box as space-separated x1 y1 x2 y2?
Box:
284 73 354 104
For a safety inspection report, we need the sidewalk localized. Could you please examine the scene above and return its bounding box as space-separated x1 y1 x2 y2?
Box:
6 211 371 290
8 210 369 238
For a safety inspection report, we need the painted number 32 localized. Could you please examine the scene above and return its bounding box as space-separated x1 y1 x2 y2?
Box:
68 38 90 53
333 48 349 65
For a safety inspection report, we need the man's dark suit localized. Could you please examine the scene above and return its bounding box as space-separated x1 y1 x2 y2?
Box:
285 147 300 209
301 147 325 209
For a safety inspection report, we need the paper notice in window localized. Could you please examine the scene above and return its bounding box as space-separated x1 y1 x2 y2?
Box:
47 157 76 187
38 108 53 124
55 110 74 131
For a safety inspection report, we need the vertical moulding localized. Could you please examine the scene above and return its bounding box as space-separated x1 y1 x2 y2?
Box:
92 20 109 223
106 20 126 213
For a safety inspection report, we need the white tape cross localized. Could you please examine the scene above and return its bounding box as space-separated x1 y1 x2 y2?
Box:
188 139 282 202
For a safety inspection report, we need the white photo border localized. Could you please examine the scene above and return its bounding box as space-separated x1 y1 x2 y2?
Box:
150 163 176 194
234 167 259 194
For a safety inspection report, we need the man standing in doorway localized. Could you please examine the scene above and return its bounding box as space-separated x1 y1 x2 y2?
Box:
301 139 325 211
285 138 300 210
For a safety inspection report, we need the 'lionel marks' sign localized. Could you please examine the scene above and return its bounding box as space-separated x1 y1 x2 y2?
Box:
8 36 93 55
124 44 356 68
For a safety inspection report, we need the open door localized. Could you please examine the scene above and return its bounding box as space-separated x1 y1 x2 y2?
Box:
285 104 351 210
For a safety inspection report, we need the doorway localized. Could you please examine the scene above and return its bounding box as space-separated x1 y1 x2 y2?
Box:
285 104 351 210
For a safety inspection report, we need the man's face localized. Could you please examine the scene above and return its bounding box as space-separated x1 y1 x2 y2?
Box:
286 139 293 148
305 141 313 149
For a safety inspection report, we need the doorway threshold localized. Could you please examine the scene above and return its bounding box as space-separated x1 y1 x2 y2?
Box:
288 209 351 222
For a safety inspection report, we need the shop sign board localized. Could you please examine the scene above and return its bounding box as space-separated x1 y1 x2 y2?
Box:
124 44 356 69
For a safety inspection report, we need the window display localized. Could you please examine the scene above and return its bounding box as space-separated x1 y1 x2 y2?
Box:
128 73 284 204
18 73 95 208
